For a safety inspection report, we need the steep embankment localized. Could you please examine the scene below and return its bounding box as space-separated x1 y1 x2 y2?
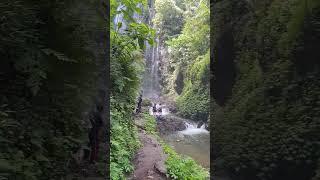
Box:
212 1 320 180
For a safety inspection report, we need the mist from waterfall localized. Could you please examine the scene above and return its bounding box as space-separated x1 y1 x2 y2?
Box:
142 2 161 100
143 39 161 99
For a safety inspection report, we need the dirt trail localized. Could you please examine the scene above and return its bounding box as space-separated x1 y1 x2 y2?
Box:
129 116 167 180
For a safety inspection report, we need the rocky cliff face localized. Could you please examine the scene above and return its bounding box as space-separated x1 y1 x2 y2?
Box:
212 0 320 179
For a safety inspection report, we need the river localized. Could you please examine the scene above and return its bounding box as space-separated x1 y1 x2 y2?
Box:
149 106 210 169
161 123 210 169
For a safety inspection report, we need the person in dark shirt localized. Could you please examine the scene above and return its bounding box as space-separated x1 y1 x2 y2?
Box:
135 92 143 114
158 103 162 114
152 103 157 114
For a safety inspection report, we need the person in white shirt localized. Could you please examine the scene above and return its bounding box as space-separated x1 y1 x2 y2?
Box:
154 103 161 115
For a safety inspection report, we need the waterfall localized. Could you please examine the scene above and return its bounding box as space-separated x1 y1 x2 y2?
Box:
145 38 160 99
142 3 161 100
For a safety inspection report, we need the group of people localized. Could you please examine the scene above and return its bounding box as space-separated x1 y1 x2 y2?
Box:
152 102 162 116
134 90 164 118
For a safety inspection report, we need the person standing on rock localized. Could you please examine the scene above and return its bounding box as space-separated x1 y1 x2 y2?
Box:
158 103 162 115
152 103 157 115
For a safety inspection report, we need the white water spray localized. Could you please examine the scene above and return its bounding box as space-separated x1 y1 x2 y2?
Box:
180 122 209 135
149 105 170 116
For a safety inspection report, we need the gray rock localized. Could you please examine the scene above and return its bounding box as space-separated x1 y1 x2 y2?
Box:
154 161 167 175
197 121 204 128
157 115 187 134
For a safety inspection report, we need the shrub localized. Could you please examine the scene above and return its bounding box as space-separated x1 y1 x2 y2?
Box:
163 144 209 180
142 98 152 107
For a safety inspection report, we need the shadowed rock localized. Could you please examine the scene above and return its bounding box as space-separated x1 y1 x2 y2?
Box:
156 115 186 134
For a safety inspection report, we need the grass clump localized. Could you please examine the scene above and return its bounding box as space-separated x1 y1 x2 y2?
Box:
110 108 141 180
163 144 209 180
142 98 152 107
144 113 157 134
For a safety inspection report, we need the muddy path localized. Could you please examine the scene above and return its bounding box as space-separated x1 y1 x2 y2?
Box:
129 116 167 180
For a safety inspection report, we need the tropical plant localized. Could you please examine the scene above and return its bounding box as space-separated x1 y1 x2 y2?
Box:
110 0 156 179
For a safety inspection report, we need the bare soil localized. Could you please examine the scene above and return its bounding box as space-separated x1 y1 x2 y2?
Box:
128 129 168 180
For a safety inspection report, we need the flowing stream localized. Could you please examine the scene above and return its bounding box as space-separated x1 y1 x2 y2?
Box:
148 106 210 169
160 116 210 169
161 130 210 169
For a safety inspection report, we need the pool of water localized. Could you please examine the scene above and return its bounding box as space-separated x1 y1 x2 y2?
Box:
148 103 210 169
160 121 210 169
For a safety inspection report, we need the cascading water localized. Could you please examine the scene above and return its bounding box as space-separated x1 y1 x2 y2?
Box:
143 37 161 99
180 122 209 135
141 0 161 100
161 120 210 168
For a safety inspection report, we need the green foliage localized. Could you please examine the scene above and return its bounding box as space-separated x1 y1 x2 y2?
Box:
143 113 157 134
163 144 209 180
111 0 155 103
111 0 148 24
176 52 210 121
110 0 156 179
110 106 141 180
0 0 106 179
212 0 320 179
167 1 210 58
153 0 185 40
141 98 152 106
159 0 210 121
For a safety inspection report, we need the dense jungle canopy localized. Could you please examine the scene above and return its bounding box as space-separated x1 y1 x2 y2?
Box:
1 0 320 180
212 1 320 180
0 0 108 179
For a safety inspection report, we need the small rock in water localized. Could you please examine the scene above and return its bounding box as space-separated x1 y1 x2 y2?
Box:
176 133 184 138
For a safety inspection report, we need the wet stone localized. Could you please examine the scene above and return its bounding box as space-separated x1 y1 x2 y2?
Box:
154 161 167 175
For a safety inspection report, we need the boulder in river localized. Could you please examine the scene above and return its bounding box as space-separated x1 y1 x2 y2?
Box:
197 121 204 128
156 115 186 134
